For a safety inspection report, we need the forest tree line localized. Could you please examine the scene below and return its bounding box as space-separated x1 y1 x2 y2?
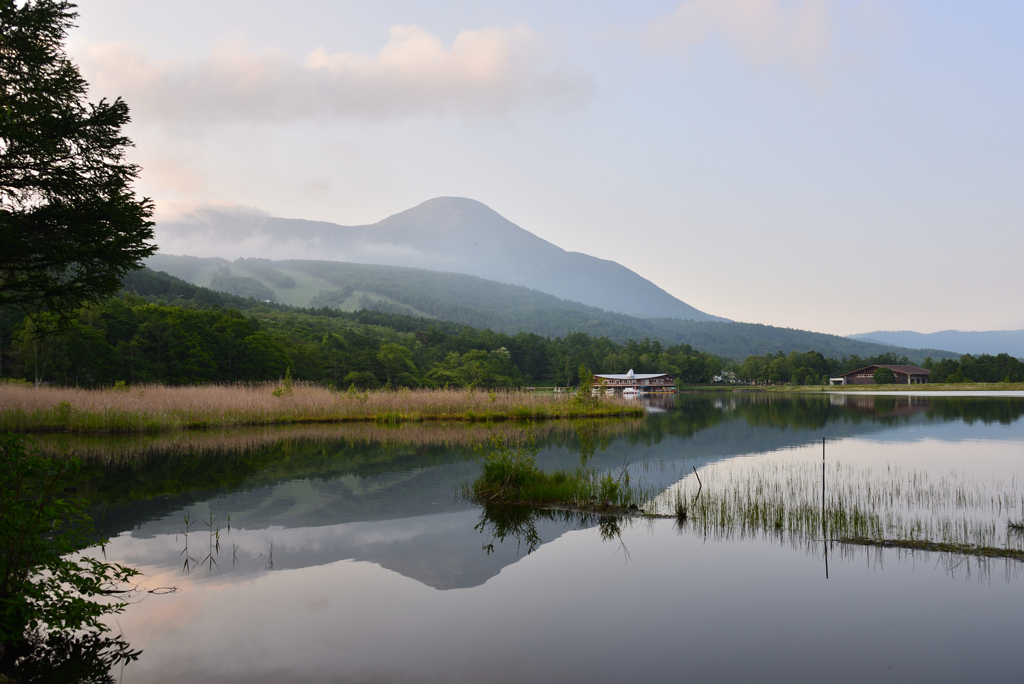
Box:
0 271 724 388
1 270 1020 389
149 256 959 362
732 350 1024 385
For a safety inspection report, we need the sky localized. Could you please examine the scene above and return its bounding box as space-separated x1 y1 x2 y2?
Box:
67 0 1024 336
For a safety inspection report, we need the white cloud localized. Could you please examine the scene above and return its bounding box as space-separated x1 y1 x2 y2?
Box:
76 24 592 123
152 206 322 261
150 204 436 265
645 0 834 78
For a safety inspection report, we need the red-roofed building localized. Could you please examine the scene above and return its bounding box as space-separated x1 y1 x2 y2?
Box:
830 364 931 385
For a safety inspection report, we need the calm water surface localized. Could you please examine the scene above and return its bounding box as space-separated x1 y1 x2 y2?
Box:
68 392 1024 683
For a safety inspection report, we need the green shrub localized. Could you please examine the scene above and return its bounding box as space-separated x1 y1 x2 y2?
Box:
873 367 897 385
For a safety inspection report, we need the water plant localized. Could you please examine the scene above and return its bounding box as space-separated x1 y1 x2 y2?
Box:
465 433 652 512
202 510 220 572
179 512 197 573
651 457 1024 561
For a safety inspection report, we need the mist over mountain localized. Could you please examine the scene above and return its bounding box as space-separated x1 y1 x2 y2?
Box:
156 197 725 322
142 256 957 363
850 330 1024 359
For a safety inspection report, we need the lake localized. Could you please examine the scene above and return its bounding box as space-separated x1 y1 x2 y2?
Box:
60 392 1024 683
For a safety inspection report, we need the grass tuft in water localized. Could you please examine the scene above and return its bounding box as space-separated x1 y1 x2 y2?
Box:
465 433 650 512
673 489 688 523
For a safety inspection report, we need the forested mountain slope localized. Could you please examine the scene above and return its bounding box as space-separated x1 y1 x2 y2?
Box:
141 258 955 362
155 197 726 321
0 268 992 389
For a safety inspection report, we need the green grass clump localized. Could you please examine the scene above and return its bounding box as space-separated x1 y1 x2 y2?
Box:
465 434 649 512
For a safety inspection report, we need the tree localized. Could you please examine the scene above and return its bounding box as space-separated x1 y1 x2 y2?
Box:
577 363 593 390
873 367 896 385
377 342 416 386
0 0 155 322
573 364 598 408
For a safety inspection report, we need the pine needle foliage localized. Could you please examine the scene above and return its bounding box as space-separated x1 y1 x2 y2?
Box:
0 0 155 322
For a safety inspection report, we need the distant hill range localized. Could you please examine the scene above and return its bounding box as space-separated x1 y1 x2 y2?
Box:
155 197 726 322
850 330 1024 359
143 255 956 362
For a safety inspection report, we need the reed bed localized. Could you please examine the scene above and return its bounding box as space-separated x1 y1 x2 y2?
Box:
648 459 1024 558
29 417 645 463
0 382 643 434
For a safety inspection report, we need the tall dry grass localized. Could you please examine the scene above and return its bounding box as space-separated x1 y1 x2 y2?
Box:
0 382 643 434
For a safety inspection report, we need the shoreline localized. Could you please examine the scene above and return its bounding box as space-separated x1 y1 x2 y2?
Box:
675 382 1024 393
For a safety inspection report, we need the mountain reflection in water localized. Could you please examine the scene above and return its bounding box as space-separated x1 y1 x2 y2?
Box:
47 392 1024 684
65 392 1024 591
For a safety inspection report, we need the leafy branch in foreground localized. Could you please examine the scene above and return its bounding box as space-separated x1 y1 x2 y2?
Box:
0 433 140 680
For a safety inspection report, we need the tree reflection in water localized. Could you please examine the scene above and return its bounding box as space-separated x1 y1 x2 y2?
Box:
1 629 139 684
474 503 631 558
0 435 141 683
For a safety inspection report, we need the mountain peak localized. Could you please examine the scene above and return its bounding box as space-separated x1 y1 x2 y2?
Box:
378 197 537 243
155 197 726 322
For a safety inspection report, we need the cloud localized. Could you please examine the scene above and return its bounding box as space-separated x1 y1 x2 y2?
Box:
645 0 834 78
152 205 316 260
150 203 485 269
76 24 592 123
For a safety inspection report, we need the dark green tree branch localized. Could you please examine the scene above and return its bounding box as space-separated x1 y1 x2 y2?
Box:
0 0 155 323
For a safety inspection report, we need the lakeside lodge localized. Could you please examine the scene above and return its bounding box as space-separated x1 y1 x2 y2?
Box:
592 369 675 394
829 364 931 385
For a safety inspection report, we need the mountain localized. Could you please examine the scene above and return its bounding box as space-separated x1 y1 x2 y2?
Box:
141 257 957 362
155 197 726 322
850 330 1024 359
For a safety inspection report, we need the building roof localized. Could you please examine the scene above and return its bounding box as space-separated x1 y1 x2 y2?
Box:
843 364 931 376
594 369 671 380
